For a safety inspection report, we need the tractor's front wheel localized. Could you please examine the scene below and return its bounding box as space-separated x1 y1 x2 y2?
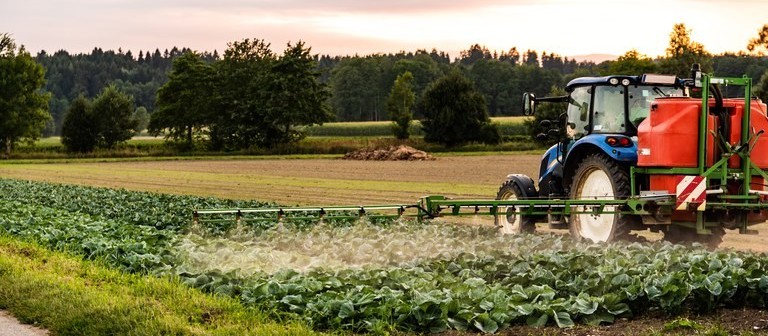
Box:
495 180 536 234
569 153 631 242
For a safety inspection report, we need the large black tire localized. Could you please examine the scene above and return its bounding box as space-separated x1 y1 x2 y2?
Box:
495 180 536 234
663 225 724 249
568 153 632 242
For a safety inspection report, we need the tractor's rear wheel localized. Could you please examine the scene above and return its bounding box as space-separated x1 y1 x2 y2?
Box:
495 180 536 234
569 153 631 242
663 225 724 249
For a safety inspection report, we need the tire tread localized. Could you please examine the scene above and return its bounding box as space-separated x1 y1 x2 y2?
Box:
495 180 536 233
568 153 632 241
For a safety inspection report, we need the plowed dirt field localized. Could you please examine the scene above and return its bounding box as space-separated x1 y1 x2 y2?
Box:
0 155 539 205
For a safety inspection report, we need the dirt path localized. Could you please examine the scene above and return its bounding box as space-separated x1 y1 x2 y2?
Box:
0 311 47 336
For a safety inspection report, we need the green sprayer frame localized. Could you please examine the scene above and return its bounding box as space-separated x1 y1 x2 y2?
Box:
194 74 768 235
631 74 768 234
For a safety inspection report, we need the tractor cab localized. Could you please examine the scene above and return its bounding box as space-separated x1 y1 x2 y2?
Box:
562 75 684 139
525 74 684 139
522 74 684 198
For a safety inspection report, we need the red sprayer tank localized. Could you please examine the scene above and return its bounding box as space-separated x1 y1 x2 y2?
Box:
637 97 768 195
727 99 768 168
636 97 718 168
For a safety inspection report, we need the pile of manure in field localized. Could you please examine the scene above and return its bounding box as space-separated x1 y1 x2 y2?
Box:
342 145 434 161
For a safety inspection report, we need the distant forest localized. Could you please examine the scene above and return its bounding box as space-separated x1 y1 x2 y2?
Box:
35 44 768 136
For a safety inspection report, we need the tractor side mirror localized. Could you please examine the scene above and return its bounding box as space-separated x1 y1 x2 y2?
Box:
523 93 536 116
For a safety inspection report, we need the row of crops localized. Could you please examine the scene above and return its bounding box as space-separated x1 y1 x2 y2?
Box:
2 178 768 333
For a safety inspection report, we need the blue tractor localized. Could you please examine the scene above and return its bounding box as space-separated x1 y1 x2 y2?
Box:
495 74 684 242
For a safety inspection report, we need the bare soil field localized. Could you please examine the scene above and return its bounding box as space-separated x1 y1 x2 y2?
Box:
0 155 540 205
0 155 766 253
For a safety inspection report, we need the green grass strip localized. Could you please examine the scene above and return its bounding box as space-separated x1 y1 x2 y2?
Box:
0 235 323 336
0 154 343 165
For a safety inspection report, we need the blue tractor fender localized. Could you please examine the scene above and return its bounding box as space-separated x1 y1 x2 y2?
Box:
503 174 538 198
561 134 637 189
537 144 565 197
538 144 562 183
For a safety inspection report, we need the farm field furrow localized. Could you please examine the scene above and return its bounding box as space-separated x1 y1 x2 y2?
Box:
107 158 531 185
0 168 488 205
0 155 540 205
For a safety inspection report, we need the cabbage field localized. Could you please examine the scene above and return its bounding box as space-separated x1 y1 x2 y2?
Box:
2 178 768 334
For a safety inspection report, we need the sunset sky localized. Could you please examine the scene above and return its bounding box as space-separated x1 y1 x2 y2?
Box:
3 0 767 60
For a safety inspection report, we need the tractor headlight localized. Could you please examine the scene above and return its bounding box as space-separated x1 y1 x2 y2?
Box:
609 78 619 85
621 79 631 86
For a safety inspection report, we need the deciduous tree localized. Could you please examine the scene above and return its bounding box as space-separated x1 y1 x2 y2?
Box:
210 38 275 149
261 41 333 147
209 39 332 149
602 50 658 75
91 85 137 148
524 50 539 66
132 106 149 134
499 47 520 65
513 65 563 115
0 33 51 158
419 71 500 146
150 52 214 147
391 54 442 102
387 71 416 139
660 23 712 77
61 95 98 152
458 44 491 66
747 24 768 55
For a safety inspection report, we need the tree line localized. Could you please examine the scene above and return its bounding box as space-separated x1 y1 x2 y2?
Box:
35 44 587 131
325 47 584 122
35 46 218 137
30 26 768 133
2 24 768 155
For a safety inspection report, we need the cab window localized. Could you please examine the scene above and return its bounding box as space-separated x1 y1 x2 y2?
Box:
566 86 590 139
593 86 625 133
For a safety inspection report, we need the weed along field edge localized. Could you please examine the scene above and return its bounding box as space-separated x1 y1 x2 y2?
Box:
2 156 768 335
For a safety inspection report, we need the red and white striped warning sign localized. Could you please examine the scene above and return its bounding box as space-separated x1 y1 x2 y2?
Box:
676 176 707 211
